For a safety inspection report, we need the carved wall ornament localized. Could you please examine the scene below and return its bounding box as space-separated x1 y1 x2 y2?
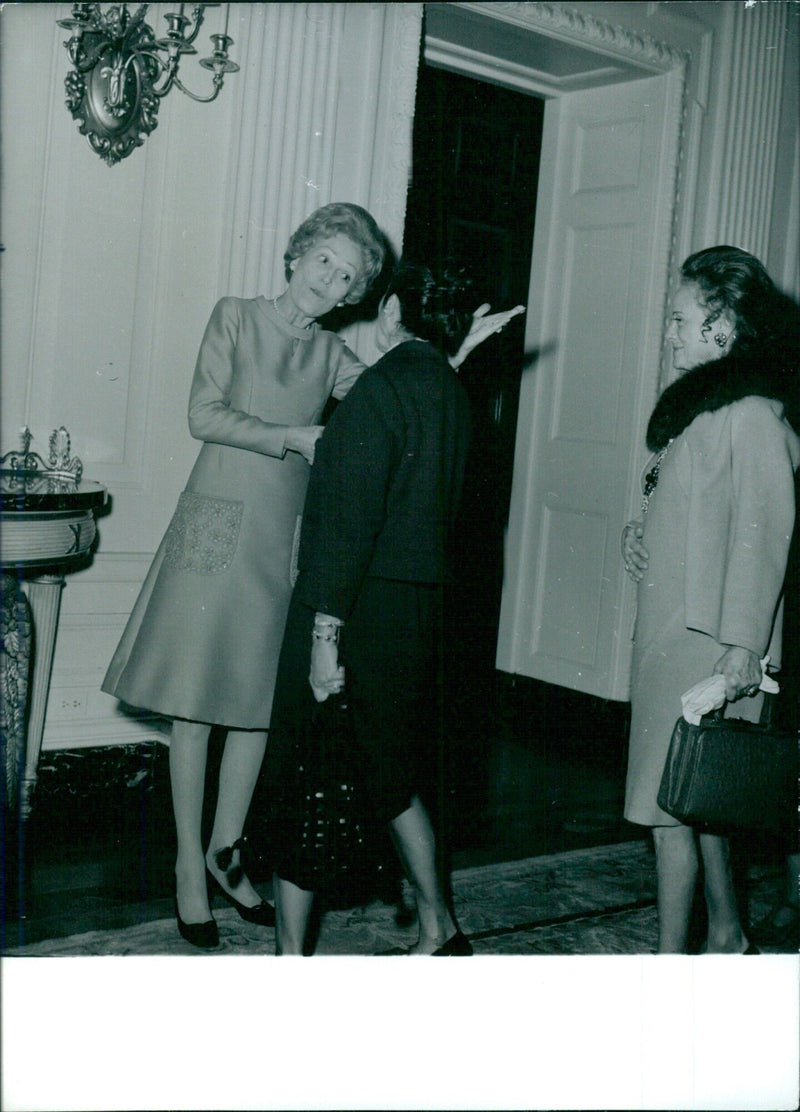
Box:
58 3 238 166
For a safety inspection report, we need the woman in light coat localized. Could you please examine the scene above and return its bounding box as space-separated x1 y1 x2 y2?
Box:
622 246 800 953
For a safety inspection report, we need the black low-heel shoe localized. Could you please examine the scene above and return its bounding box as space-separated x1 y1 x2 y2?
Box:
175 900 219 950
206 868 276 927
432 931 473 956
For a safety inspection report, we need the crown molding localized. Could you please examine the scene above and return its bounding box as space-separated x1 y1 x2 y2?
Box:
445 3 688 72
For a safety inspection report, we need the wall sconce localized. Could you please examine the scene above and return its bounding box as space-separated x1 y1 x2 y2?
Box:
58 3 239 166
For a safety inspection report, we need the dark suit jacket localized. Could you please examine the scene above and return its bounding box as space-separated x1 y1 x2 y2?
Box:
294 339 472 620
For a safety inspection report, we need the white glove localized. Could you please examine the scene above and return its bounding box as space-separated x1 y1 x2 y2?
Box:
680 656 779 725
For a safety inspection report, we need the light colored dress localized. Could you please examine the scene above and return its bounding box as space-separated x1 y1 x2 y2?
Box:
624 398 799 826
102 296 364 728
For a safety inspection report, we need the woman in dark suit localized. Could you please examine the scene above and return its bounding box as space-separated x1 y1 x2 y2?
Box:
269 260 480 955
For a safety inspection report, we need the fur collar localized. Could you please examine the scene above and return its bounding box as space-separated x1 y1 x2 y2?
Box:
647 351 799 451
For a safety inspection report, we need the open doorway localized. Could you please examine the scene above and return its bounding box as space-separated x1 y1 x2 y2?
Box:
403 63 544 669
403 62 640 864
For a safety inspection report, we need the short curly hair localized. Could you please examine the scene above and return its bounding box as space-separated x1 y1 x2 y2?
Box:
385 260 475 357
284 203 386 304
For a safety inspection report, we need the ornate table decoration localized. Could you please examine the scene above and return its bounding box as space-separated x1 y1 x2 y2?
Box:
1 427 107 815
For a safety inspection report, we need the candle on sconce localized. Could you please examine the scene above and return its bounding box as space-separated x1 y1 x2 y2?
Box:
222 3 230 38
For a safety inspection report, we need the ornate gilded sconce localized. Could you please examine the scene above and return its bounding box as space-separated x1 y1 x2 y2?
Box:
58 3 239 166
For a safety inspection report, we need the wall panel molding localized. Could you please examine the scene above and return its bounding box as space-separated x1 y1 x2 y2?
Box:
220 4 347 299
710 2 786 258
703 3 787 257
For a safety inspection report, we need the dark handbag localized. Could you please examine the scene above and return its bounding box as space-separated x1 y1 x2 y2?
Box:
273 693 381 900
657 693 798 831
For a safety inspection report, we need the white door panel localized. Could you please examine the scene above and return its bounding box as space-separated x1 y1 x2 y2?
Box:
497 75 676 701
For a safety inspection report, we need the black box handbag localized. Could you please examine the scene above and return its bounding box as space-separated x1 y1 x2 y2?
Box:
657 693 798 832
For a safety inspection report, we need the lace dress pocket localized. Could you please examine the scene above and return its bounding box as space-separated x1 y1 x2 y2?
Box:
164 491 244 575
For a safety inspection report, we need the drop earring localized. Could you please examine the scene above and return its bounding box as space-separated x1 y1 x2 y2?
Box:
714 332 728 348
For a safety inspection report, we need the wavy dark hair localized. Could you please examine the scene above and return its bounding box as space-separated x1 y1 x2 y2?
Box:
646 246 800 446
384 260 475 357
284 203 386 304
681 245 798 356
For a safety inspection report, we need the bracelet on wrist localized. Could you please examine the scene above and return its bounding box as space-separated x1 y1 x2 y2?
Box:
313 614 342 643
312 627 339 644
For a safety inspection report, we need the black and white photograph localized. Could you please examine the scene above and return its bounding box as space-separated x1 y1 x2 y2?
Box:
1 2 799 1109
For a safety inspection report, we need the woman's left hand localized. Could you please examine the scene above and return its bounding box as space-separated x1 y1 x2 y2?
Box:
713 645 763 701
450 303 526 368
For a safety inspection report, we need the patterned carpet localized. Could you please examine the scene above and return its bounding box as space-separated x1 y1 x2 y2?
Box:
3 838 789 957
4 838 797 1112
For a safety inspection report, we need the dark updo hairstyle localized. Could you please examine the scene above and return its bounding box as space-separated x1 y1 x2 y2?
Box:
284 202 386 304
384 260 475 358
680 245 790 356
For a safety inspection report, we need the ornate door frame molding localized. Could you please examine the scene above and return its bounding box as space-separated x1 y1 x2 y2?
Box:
424 1 699 383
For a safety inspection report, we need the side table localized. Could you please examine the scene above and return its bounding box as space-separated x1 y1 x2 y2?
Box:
1 471 107 816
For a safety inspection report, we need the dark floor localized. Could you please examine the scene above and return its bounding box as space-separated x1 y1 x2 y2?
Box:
1 672 792 951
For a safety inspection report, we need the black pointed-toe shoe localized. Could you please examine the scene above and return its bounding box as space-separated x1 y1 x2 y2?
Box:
175 900 219 950
431 931 473 956
378 930 474 956
206 868 276 927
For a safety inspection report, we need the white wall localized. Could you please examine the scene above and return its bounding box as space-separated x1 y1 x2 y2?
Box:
1 2 422 748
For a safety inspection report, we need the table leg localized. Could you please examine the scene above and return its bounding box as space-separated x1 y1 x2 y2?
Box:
21 574 65 818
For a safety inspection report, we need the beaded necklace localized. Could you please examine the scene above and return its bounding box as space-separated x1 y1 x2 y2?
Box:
641 439 674 515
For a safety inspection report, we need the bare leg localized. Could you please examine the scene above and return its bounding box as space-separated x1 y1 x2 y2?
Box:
274 874 315 954
653 823 698 953
169 718 213 924
389 794 456 954
699 832 748 953
205 728 269 908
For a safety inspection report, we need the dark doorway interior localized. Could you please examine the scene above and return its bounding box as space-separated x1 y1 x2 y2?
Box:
403 63 636 863
403 64 542 661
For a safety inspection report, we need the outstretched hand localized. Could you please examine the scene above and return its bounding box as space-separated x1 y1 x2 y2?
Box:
450 303 526 369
